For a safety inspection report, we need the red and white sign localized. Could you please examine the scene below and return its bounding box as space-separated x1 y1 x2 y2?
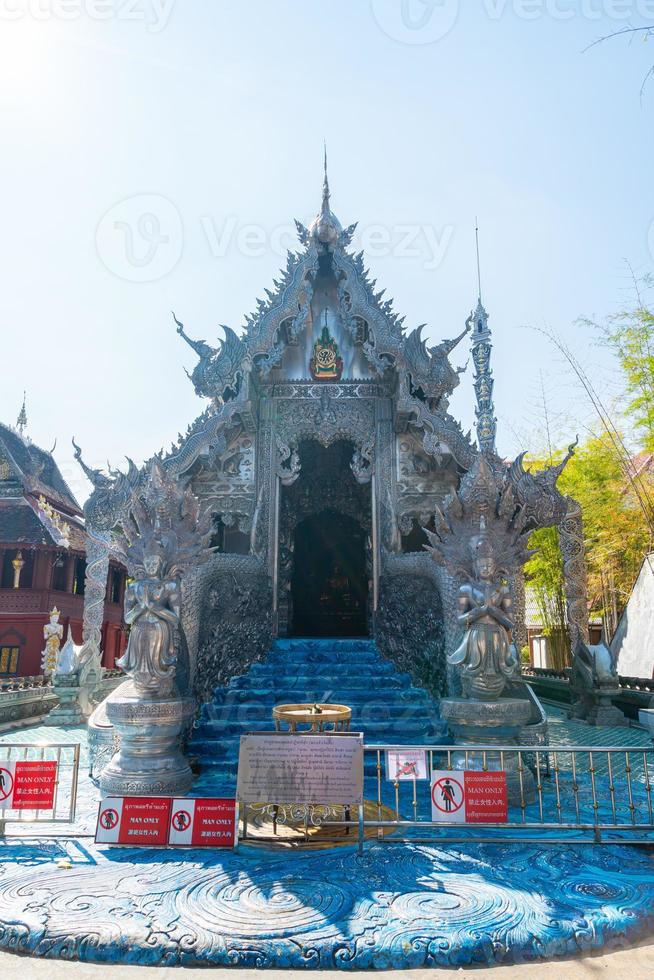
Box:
464 771 508 823
431 770 507 824
95 797 172 845
168 798 237 848
0 761 58 810
95 796 238 848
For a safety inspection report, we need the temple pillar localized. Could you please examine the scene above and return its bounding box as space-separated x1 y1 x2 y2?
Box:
558 497 590 653
64 555 76 594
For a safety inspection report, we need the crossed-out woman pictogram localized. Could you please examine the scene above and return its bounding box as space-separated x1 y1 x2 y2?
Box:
432 776 464 814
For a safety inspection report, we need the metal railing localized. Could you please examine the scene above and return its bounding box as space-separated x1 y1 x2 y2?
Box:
364 743 654 845
237 742 654 850
0 742 80 833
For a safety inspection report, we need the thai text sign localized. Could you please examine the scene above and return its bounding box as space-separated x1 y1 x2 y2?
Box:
431 770 508 824
0 761 57 810
95 796 238 847
168 798 237 848
236 733 364 805
96 797 171 845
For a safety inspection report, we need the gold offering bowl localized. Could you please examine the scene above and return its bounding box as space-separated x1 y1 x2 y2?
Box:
272 702 352 732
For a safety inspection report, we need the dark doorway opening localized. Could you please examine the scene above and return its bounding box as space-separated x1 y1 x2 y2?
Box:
291 510 368 637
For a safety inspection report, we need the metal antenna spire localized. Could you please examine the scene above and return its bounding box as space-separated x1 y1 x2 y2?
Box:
470 219 496 454
322 139 330 212
475 217 482 303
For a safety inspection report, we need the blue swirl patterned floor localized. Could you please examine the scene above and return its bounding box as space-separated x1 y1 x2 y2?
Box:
1 640 654 969
0 835 653 968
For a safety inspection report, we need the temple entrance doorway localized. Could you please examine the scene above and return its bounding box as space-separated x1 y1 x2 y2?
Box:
291 511 368 637
278 438 372 637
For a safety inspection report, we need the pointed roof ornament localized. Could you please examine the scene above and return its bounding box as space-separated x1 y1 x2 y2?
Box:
309 141 343 247
322 139 330 214
16 391 27 439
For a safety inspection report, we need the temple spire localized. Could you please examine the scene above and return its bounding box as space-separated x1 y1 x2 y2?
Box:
321 140 330 215
470 223 497 454
16 391 27 439
308 141 343 246
475 218 482 304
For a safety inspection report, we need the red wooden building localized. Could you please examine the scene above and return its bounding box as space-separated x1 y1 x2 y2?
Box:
0 418 126 676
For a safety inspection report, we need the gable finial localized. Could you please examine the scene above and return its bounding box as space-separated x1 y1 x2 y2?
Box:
308 141 343 246
16 391 27 438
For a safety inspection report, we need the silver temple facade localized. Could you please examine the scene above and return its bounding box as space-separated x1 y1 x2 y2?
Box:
76 167 589 706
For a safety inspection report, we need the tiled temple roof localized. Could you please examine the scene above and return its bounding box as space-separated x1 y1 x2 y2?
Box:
0 423 87 553
0 423 81 515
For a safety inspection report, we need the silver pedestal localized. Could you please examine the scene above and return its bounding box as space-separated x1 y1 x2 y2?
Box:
440 697 536 804
100 684 194 796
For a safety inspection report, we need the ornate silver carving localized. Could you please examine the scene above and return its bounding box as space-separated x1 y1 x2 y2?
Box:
350 438 374 484
114 460 212 699
174 314 247 401
568 638 626 726
469 299 497 453
275 433 301 486
80 530 111 670
403 321 469 410
425 451 576 699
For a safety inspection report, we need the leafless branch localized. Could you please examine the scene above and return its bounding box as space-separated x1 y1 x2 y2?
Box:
583 25 654 53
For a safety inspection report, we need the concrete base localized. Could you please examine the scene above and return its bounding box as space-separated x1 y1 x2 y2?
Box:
100 684 194 796
440 697 536 804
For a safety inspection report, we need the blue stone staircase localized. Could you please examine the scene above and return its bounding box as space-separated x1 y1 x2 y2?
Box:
190 637 447 794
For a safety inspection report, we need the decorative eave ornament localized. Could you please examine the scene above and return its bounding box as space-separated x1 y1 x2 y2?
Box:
173 313 246 402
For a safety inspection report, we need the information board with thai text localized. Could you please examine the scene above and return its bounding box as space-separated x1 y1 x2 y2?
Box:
236 733 364 805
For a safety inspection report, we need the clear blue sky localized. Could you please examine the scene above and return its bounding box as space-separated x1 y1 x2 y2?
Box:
2 2 653 503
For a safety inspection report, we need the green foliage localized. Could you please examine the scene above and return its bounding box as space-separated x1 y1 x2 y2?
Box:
525 435 653 644
525 288 654 648
525 525 569 669
592 298 654 448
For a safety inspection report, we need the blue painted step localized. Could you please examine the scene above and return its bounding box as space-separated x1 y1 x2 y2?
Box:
190 638 447 782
